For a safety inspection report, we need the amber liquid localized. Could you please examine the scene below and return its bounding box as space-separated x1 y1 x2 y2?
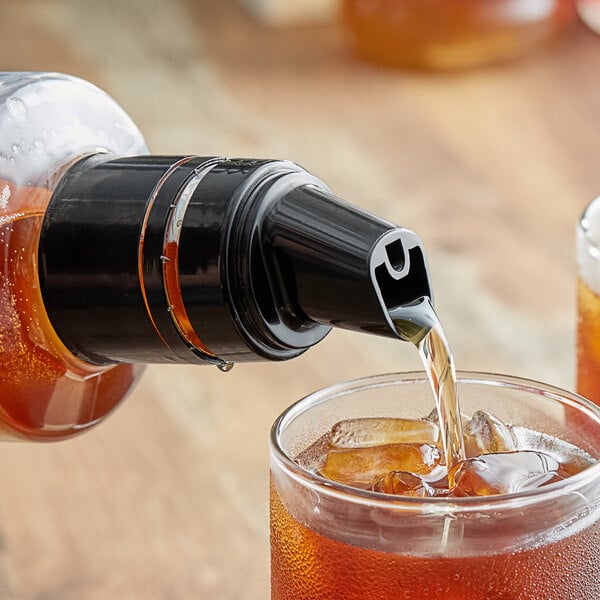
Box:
342 0 576 70
577 277 600 405
0 181 139 440
271 479 599 600
392 298 465 471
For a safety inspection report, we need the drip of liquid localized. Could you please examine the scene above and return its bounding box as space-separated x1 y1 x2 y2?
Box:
390 298 465 473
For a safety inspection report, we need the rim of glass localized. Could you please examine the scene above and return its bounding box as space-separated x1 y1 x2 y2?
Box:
579 196 600 251
270 370 600 514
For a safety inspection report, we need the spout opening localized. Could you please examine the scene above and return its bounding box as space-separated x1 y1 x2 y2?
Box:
385 239 406 272
374 246 429 311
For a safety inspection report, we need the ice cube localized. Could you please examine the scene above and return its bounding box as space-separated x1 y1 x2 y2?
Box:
463 410 516 458
330 417 440 448
372 471 434 497
449 450 564 497
510 426 596 476
319 443 443 489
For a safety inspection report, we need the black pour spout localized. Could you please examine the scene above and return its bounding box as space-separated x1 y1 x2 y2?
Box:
39 156 432 367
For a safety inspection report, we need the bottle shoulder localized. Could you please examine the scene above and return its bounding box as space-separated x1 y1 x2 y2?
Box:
0 71 148 189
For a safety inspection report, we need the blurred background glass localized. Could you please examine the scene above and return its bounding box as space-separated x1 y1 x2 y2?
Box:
578 0 600 33
341 0 578 69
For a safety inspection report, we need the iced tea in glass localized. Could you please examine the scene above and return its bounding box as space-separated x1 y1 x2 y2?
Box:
270 372 600 599
577 197 600 405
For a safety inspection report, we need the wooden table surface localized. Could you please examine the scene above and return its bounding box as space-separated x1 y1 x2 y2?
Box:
1 1 600 598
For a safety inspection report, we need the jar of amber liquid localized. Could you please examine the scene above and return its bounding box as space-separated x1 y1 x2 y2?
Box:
342 0 577 70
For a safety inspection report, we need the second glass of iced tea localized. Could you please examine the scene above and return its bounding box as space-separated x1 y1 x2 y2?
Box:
577 196 600 405
270 372 600 599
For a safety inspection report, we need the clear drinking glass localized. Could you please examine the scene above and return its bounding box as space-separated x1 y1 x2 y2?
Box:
270 371 600 599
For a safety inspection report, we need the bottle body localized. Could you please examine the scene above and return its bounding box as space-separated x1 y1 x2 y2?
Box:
0 73 147 440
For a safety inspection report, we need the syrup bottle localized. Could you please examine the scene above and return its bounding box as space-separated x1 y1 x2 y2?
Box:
0 72 431 441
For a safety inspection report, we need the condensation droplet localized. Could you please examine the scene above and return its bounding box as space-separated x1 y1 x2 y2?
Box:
7 96 27 118
217 361 234 372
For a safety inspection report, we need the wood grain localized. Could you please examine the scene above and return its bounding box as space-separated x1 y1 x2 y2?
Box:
0 0 599 597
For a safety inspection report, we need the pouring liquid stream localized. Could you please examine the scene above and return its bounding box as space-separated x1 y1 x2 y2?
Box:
390 298 466 473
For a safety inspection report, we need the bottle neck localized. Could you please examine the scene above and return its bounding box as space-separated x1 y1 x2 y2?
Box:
38 155 329 366
39 154 432 367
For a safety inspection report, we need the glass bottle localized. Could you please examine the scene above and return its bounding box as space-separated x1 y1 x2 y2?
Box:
0 72 148 441
0 72 432 442
341 0 578 70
